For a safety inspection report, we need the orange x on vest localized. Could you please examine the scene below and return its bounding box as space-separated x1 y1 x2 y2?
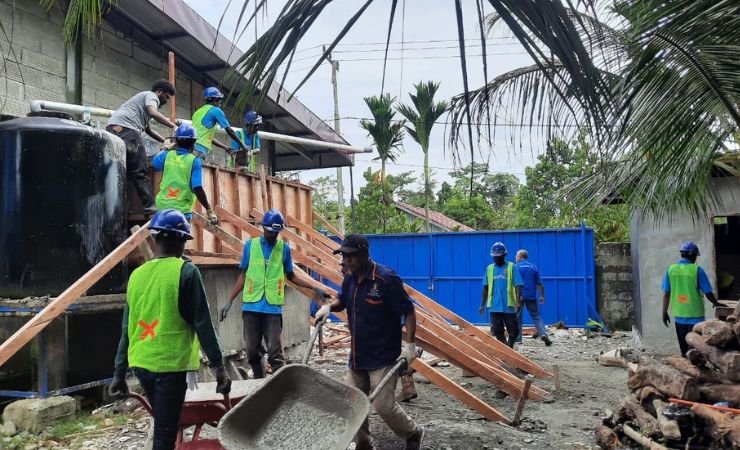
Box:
138 319 160 340
677 294 689 304
165 187 181 199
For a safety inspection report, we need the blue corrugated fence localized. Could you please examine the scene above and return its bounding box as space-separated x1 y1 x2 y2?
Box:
351 225 596 327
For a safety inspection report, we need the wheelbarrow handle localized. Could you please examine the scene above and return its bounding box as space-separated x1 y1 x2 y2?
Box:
126 392 153 415
367 347 423 404
302 315 328 365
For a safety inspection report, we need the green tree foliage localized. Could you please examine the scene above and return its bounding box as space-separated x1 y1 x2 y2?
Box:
308 175 340 231
511 135 630 242
397 81 448 232
354 168 423 234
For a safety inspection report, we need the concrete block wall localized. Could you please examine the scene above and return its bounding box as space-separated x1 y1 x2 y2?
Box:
633 178 740 352
595 242 634 330
0 0 67 118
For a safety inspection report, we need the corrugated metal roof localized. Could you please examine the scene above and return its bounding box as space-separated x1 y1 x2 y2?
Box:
103 0 353 171
395 202 476 232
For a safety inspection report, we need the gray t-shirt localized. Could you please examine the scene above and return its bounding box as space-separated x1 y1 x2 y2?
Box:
107 91 160 132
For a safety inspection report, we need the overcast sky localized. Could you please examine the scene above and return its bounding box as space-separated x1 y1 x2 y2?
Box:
183 0 546 197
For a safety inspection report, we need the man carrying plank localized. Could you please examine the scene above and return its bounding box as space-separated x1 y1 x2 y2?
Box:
316 234 425 450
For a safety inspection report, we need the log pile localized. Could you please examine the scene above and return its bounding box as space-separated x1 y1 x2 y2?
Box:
597 318 740 449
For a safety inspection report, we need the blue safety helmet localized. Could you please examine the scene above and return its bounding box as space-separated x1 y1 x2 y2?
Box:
261 209 285 233
203 87 224 100
244 110 262 125
490 242 507 257
175 123 197 140
679 241 700 256
148 209 193 240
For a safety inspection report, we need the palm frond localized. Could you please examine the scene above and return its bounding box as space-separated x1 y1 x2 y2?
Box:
41 0 107 47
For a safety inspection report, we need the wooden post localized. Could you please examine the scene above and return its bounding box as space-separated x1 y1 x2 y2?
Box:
0 225 150 367
553 365 561 392
513 377 533 425
259 165 270 210
168 51 176 123
622 424 669 450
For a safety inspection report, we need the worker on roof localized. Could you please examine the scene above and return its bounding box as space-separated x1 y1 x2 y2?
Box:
219 208 328 378
191 87 250 160
662 241 720 356
152 124 218 225
109 209 231 450
106 79 178 215
515 249 552 346
479 242 523 348
315 234 425 450
230 109 262 171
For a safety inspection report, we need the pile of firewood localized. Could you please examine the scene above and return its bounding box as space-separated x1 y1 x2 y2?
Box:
596 305 740 450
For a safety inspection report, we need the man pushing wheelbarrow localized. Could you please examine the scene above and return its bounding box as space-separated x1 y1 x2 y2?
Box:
315 234 425 450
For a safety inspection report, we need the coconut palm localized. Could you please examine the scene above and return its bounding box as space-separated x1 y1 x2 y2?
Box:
48 0 738 218
397 81 448 233
448 1 739 218
359 94 405 231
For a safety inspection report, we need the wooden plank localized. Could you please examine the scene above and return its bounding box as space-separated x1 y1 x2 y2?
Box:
313 211 344 239
411 359 511 424
0 225 150 367
513 377 533 425
404 284 552 379
251 209 339 266
286 213 342 257
132 225 154 261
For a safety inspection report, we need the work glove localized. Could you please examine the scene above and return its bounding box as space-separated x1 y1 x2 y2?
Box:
313 286 330 300
219 301 233 322
662 311 671 327
399 343 420 375
206 208 219 225
478 306 485 316
175 118 183 126
108 374 129 399
214 366 232 395
539 296 545 305
315 304 332 323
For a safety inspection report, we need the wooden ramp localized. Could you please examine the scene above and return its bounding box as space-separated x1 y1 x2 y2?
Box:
0 167 552 424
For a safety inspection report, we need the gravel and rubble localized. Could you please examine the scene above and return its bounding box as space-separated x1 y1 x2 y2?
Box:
1 327 632 450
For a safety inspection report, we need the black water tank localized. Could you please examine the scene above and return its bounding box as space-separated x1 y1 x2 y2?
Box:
0 115 127 298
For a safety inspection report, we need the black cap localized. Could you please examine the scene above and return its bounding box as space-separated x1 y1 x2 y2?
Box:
333 234 370 254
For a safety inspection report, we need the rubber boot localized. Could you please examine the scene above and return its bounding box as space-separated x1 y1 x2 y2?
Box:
397 374 418 402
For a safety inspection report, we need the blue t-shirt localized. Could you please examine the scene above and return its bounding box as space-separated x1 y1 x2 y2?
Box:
337 261 415 370
662 258 713 320
483 262 523 314
517 259 542 300
239 237 294 315
151 148 203 219
194 106 231 154
231 129 260 152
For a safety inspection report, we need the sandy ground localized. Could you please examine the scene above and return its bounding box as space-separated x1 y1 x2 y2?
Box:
8 328 632 450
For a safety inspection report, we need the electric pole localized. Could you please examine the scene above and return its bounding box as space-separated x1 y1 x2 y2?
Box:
325 48 345 234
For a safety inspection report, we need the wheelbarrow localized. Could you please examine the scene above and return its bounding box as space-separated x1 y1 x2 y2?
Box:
128 379 265 449
217 317 411 450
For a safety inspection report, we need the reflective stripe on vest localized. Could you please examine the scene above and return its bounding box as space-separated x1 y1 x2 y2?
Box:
127 257 200 372
192 105 218 154
243 238 286 306
668 263 704 318
155 150 196 213
486 262 517 308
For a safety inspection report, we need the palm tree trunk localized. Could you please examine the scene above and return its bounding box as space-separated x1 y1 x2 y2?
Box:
381 159 387 233
424 150 431 233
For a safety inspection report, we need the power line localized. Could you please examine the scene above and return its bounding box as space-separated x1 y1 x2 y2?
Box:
327 116 578 128
352 158 526 175
291 36 519 55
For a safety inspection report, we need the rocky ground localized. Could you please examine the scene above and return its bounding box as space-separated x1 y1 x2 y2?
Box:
1 327 634 450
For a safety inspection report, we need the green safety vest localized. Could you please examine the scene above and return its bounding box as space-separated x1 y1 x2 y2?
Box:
231 128 258 172
155 150 197 214
667 263 705 318
192 104 218 154
127 258 200 372
243 238 286 306
486 262 517 308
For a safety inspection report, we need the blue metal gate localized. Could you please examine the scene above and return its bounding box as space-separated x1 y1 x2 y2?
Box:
357 225 596 327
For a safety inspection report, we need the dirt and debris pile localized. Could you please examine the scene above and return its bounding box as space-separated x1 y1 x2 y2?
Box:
596 314 740 450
